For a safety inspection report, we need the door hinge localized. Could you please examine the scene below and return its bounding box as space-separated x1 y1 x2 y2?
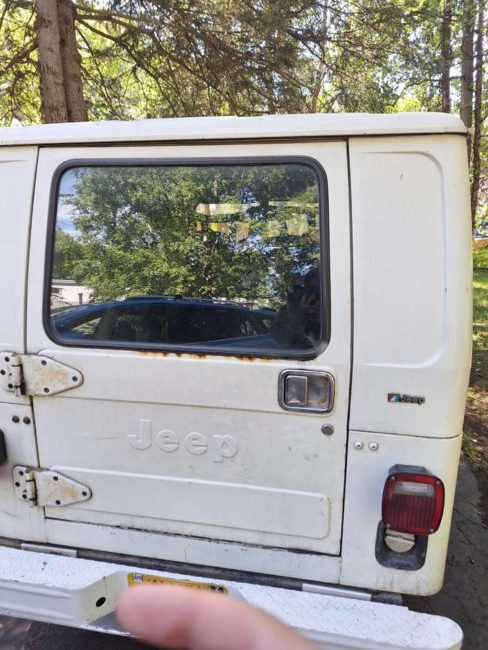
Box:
13 466 92 507
0 352 83 397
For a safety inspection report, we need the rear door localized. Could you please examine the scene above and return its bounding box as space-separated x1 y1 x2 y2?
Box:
26 140 351 563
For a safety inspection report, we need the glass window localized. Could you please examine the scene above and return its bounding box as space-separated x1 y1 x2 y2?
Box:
48 161 327 357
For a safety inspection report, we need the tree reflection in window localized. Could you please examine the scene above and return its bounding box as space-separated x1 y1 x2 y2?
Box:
51 162 326 355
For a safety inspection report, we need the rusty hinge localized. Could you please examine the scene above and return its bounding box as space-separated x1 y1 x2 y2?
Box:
13 466 92 507
0 352 83 397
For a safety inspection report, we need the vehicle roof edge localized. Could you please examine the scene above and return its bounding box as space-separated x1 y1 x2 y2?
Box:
0 112 466 147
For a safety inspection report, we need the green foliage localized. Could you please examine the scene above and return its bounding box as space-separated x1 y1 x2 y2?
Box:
0 2 39 123
0 0 482 122
473 269 488 353
65 0 313 120
473 241 488 269
53 228 84 279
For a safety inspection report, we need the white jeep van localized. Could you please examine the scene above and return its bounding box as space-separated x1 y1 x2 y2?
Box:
0 113 471 649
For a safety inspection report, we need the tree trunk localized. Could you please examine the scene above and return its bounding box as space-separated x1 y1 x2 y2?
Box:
441 0 452 113
460 0 475 158
310 1 328 113
57 0 88 121
470 0 485 229
36 0 69 123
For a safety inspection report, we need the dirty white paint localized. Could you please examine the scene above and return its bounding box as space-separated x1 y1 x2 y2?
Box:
27 140 351 558
0 115 471 624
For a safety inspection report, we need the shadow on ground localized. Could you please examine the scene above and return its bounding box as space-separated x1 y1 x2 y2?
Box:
0 616 146 649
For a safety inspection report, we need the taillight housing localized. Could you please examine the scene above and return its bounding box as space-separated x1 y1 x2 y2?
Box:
382 472 445 535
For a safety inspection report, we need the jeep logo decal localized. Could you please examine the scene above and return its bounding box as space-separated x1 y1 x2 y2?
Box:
388 393 425 405
128 419 238 462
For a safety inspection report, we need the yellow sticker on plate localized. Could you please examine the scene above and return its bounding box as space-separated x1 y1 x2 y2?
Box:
128 572 228 594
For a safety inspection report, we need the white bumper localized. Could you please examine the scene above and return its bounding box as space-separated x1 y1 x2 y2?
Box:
0 546 462 650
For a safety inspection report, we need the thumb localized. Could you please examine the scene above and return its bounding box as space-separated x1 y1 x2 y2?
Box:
116 583 319 650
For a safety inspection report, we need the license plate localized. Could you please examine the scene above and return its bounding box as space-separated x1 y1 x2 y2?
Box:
127 572 228 594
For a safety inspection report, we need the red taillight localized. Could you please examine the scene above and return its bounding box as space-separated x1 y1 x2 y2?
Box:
382 473 445 535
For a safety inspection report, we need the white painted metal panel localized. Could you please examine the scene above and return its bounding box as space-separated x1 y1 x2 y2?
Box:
44 518 342 584
340 431 462 595
0 149 44 544
349 135 471 438
46 467 331 539
0 148 37 355
26 141 351 565
0 404 46 541
352 150 445 365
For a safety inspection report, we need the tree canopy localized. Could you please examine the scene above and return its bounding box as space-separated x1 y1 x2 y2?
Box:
0 0 486 227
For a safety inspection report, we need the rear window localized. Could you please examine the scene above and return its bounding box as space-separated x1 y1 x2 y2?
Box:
47 160 328 357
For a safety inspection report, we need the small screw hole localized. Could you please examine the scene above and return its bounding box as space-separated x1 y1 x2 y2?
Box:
53 476 58 481
82 491 87 497
15 482 20 487
41 360 47 366
7 384 13 389
72 376 78 382
55 500 61 505
22 494 27 499
19 471 24 476
4 357 9 363
0 370 5 375
43 387 49 394
95 597 106 608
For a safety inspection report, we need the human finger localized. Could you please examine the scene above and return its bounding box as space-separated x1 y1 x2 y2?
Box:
116 583 319 650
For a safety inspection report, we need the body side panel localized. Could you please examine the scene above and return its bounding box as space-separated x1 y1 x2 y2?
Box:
349 135 471 438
